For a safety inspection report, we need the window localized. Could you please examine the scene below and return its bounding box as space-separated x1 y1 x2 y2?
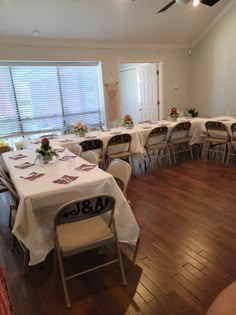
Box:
0 62 104 138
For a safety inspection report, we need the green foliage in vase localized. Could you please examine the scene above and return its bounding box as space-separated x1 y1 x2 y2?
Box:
186 108 198 117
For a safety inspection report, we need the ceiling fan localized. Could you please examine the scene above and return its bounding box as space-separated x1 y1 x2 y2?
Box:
157 0 220 14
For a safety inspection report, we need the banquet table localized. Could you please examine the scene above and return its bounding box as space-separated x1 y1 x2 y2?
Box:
27 120 207 160
198 116 236 137
2 148 140 265
24 116 236 162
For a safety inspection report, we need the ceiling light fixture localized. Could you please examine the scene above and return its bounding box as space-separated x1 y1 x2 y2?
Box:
193 0 200 6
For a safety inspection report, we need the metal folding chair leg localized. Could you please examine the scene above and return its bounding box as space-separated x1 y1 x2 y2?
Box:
116 241 127 286
56 245 71 308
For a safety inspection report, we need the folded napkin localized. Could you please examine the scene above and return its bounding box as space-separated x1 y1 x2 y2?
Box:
59 139 73 143
85 135 97 139
58 155 77 161
75 164 97 172
20 172 45 181
9 154 27 160
53 175 78 184
55 148 66 153
14 162 35 169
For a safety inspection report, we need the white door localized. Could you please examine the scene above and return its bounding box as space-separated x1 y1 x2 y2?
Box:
120 68 139 123
137 64 159 122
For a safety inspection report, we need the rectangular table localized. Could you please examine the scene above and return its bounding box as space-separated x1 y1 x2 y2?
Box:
2 148 140 265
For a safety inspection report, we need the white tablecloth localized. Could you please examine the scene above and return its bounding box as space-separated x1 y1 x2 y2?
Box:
2 148 140 265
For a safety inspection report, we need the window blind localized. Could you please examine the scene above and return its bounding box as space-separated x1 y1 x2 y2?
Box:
0 62 104 138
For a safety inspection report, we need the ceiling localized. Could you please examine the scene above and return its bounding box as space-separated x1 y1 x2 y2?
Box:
0 0 233 46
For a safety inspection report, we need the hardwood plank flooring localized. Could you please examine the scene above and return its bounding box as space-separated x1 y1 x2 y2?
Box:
1 159 236 314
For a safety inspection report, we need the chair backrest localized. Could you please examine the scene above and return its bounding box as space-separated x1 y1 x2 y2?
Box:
54 194 116 226
231 123 236 141
107 134 132 155
81 151 99 164
169 122 191 140
146 126 168 147
0 165 12 184
80 139 103 158
0 176 20 207
70 144 82 156
205 121 230 140
107 159 132 193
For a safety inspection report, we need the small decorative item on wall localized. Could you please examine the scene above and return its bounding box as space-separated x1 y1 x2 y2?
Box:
104 82 119 123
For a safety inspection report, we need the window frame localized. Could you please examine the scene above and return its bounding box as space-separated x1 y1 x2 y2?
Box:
0 61 105 139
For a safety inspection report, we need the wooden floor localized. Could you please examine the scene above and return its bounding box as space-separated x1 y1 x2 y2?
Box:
1 158 236 315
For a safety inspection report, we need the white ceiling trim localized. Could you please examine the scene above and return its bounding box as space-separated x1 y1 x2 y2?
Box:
0 38 190 50
191 0 235 48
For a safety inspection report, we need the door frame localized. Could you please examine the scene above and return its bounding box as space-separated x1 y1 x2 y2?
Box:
117 59 164 121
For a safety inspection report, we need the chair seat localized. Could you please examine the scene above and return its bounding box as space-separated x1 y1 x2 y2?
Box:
108 151 132 159
171 137 191 145
57 216 113 254
204 137 228 144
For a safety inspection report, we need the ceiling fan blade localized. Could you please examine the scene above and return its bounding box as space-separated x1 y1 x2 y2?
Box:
157 0 176 13
200 0 220 6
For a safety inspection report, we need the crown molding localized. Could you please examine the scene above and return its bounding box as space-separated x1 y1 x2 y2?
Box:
0 37 190 50
191 0 235 48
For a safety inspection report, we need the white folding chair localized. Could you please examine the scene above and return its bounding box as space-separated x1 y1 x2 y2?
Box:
106 133 135 175
80 139 104 167
144 126 171 170
0 176 29 276
168 121 193 163
81 150 99 164
107 159 132 196
54 194 127 307
226 122 236 164
202 121 230 163
70 144 82 156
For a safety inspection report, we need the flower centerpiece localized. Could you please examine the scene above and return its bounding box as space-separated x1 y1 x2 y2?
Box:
122 114 134 128
74 121 88 136
35 138 59 164
169 107 179 121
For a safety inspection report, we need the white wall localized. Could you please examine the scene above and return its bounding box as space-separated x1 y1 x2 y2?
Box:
0 42 191 125
191 3 236 117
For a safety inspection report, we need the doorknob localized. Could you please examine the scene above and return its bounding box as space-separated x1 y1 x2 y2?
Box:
139 109 142 111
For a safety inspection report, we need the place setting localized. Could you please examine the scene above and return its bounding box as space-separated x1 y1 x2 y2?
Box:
58 155 77 161
14 162 35 169
52 175 79 184
19 171 45 181
9 154 28 160
74 164 97 172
